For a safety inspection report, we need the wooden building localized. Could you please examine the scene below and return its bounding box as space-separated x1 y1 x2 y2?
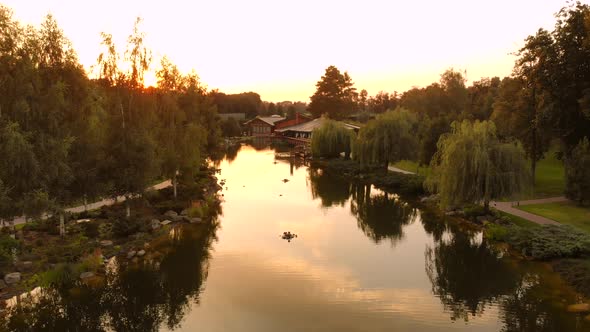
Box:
275 118 360 143
244 115 286 136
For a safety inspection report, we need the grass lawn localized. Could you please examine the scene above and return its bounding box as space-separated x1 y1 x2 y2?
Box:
518 201 590 233
392 160 431 177
533 144 565 198
493 209 540 229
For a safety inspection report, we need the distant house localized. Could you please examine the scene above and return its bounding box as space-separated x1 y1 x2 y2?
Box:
275 113 313 131
275 117 360 142
218 113 246 122
244 115 286 136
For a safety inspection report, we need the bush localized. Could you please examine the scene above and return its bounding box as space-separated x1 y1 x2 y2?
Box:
82 222 100 238
112 218 143 238
0 234 18 263
463 205 486 218
485 224 509 241
505 224 590 260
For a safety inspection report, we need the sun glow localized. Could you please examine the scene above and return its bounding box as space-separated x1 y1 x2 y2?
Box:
4 0 566 101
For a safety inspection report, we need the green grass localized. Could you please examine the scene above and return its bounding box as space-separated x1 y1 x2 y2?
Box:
493 209 540 229
392 160 431 177
533 144 565 198
518 202 590 233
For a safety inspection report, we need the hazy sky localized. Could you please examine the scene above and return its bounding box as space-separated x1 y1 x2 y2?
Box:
2 0 570 102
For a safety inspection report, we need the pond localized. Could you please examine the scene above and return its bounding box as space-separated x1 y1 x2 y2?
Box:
2 144 589 331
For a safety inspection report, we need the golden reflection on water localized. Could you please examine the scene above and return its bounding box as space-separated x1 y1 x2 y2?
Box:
166 145 510 332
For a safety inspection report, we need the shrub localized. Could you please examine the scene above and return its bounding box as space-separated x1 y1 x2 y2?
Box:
0 234 18 263
463 205 486 218
82 222 100 239
505 224 590 260
485 224 509 241
112 218 142 238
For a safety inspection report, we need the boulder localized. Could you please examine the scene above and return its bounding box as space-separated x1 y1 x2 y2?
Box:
100 240 113 247
127 250 137 259
151 219 161 230
21 261 33 271
567 303 590 313
180 209 189 216
164 210 178 218
4 272 21 285
80 272 95 280
160 220 172 226
137 250 146 257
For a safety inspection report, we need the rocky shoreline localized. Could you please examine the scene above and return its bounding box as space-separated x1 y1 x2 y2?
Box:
0 168 223 303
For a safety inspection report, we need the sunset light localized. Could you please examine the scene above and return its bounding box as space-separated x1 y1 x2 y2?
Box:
2 0 567 101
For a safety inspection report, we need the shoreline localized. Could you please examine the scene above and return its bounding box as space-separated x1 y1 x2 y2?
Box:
0 168 223 302
312 157 590 306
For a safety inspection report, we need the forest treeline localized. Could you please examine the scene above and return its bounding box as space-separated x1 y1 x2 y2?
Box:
0 8 227 223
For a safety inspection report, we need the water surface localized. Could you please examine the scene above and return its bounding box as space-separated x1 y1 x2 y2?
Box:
3 144 589 332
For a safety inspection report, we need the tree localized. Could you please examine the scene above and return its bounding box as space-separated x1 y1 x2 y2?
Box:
0 180 12 226
439 68 468 116
308 65 357 119
549 3 590 152
353 109 418 169
310 118 355 159
564 137 590 205
426 120 530 211
220 117 242 137
368 91 397 114
417 115 451 166
22 189 53 222
512 28 555 181
358 89 368 112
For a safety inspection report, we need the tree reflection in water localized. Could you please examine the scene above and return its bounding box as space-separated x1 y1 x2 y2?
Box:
350 183 416 244
425 227 585 331
1 222 219 332
425 230 519 322
308 168 350 208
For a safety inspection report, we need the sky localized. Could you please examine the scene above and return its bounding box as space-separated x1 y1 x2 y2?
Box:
2 0 573 102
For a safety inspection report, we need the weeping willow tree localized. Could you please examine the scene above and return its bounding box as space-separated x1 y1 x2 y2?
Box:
426 120 530 211
353 108 418 169
310 118 355 158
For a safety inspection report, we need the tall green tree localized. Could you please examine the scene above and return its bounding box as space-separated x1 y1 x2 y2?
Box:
512 28 555 181
426 120 530 211
310 118 355 159
308 65 357 119
564 137 590 205
549 3 590 152
353 109 418 169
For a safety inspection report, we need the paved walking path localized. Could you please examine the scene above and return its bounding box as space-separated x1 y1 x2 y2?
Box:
491 196 569 226
387 165 416 175
9 180 172 226
372 164 566 226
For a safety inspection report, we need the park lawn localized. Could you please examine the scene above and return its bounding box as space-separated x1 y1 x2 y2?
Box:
493 210 540 229
518 201 590 233
533 144 565 198
392 160 431 177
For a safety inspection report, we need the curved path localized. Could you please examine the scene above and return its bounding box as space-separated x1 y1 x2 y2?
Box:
9 180 172 226
386 165 567 226
490 197 568 226
387 165 416 175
